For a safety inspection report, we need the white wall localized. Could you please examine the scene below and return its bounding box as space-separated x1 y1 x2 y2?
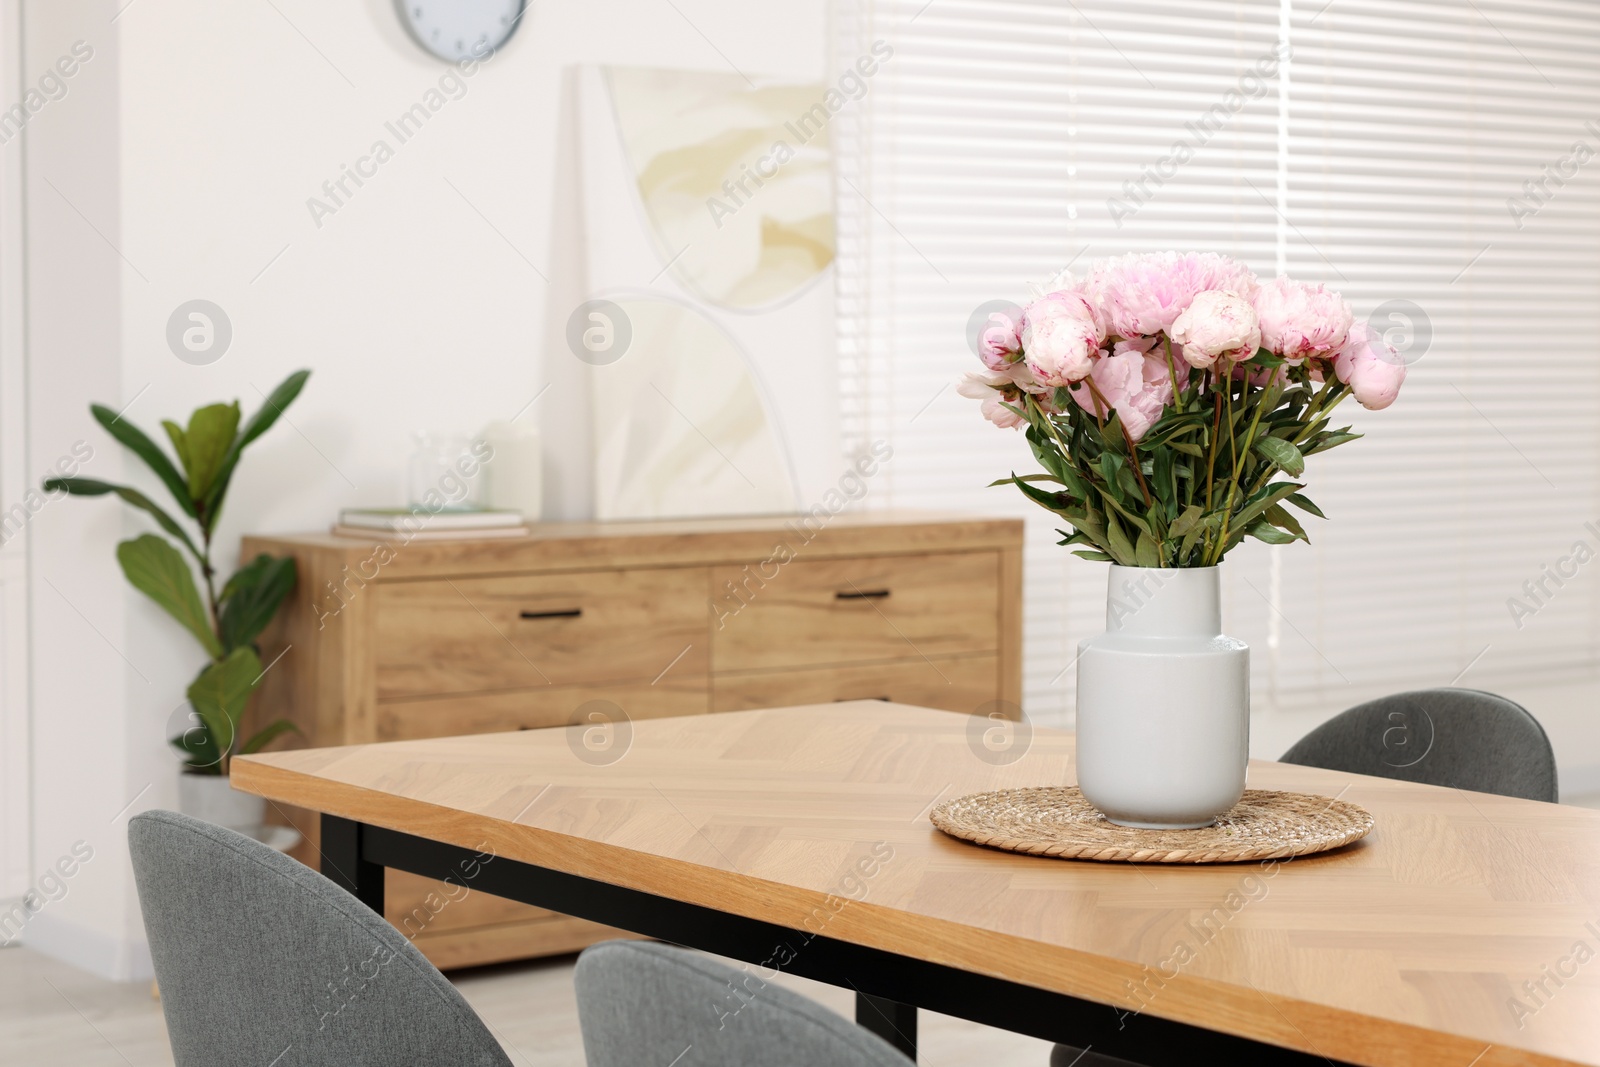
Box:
18 0 826 980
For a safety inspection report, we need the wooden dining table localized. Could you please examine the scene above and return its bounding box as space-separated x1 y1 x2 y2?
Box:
231 701 1600 1067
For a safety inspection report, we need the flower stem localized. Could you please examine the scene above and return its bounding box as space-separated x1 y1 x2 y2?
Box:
1209 374 1261 566
1164 336 1183 413
1081 378 1153 508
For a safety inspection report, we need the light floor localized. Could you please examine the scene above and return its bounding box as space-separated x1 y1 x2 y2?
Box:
2 943 1052 1067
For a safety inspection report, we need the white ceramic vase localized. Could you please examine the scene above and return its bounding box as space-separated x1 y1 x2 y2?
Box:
1075 565 1249 829
177 771 266 833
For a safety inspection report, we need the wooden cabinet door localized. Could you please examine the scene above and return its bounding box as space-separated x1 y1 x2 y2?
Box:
710 552 998 671
375 567 709 698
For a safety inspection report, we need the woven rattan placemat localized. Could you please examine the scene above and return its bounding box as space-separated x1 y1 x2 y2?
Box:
930 786 1373 864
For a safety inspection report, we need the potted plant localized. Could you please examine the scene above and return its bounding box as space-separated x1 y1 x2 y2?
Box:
44 370 311 830
963 253 1405 828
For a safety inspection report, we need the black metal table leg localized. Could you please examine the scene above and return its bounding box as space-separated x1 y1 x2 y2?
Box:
321 815 385 914
856 992 918 1060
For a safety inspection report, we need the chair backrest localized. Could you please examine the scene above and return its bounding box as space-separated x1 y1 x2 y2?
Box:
1279 688 1558 802
575 940 914 1067
129 810 511 1067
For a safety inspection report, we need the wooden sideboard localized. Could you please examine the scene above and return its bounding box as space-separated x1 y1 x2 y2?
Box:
243 511 1022 969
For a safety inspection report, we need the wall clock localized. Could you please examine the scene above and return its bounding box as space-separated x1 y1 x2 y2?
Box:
396 0 525 62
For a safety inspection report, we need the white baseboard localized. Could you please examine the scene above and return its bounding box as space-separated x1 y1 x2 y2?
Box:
17 910 153 981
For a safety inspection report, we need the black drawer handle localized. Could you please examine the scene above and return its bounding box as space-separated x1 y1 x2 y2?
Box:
520 608 582 620
836 589 890 600
835 695 891 702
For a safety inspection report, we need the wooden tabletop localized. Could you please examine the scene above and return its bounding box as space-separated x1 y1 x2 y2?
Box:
233 703 1600 1067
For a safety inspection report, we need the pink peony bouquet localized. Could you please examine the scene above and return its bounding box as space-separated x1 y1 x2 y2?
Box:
964 251 1405 567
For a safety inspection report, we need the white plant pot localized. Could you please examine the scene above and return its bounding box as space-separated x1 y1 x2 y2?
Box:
1075 565 1249 829
177 771 266 833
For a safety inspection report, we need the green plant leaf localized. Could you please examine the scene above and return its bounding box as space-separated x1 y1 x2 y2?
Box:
219 554 297 653
1097 452 1126 504
988 473 1065 487
1247 347 1285 368
1285 492 1326 519
42 478 203 561
1070 550 1116 562
1232 481 1305 533
1134 531 1160 568
180 402 241 500
239 717 301 756
90 404 195 518
1180 512 1221 562
1265 503 1309 542
116 534 221 657
186 646 264 765
1247 520 1297 545
202 369 310 528
1104 513 1137 565
1304 430 1362 456
1253 436 1306 477
1169 504 1204 539
161 420 191 475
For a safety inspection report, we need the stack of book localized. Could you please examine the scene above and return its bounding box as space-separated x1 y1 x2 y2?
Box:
331 508 530 541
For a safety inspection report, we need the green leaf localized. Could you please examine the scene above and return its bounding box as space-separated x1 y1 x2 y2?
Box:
1247 520 1297 545
1099 488 1153 538
1247 347 1285 368
180 402 241 500
1304 430 1362 456
161 420 191 475
1233 481 1305 533
1265 503 1309 543
1180 512 1222 561
1070 550 1115 562
1134 531 1160 568
90 405 195 518
989 473 1065 487
202 369 310 528
239 717 301 756
1253 436 1306 477
1169 504 1204 539
1010 475 1078 520
219 554 297 653
116 534 221 657
186 646 264 765
1104 514 1137 565
1171 441 1206 458
41 478 204 561
1285 492 1326 519
1097 452 1126 504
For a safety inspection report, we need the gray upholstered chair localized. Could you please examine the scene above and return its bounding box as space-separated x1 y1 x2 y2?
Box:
1279 687 1558 802
575 940 914 1067
129 810 511 1067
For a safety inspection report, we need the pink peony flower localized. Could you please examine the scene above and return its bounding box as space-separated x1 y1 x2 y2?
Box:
1068 349 1175 442
958 371 1029 429
1085 251 1259 338
1252 276 1353 361
1021 291 1104 386
1169 289 1261 367
1331 322 1406 410
977 307 1024 371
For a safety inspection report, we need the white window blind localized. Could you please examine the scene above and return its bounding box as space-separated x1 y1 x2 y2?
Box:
835 0 1600 722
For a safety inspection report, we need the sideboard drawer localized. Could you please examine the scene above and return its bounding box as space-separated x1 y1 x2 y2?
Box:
375 568 709 698
711 552 999 672
376 681 708 741
712 654 999 715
